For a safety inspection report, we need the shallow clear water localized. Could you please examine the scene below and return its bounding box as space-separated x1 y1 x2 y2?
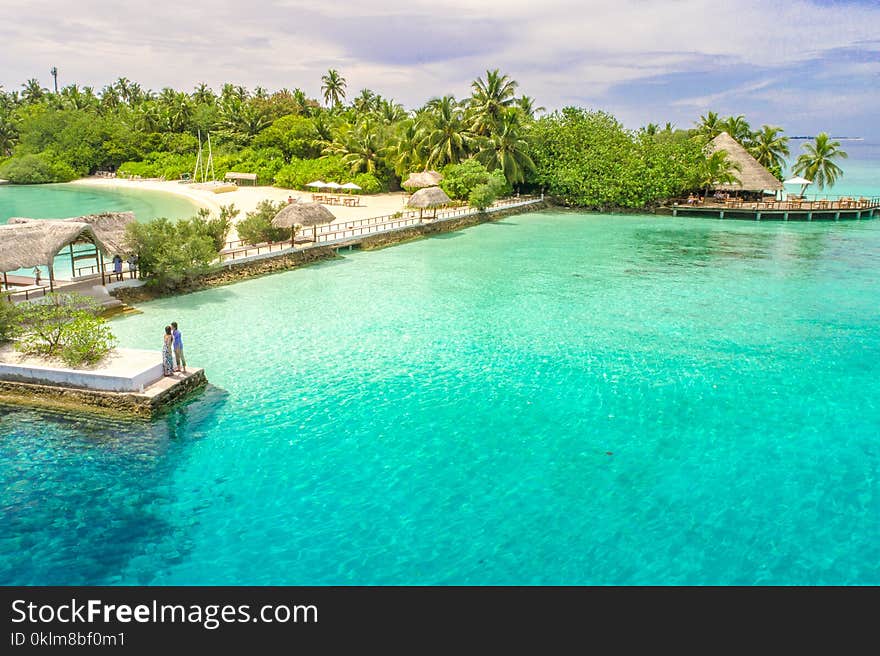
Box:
2 209 879 585
0 183 201 225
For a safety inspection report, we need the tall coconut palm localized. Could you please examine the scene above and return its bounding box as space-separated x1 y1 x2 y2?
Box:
321 69 347 108
192 83 215 105
21 78 45 104
0 110 19 156
324 121 386 174
353 88 376 114
419 95 473 168
793 133 847 190
516 95 545 120
378 98 406 125
698 149 741 198
695 111 722 139
469 69 518 135
719 115 752 145
475 107 535 184
748 125 789 176
385 119 425 176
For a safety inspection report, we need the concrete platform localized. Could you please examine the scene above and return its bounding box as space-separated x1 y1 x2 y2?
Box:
0 346 163 392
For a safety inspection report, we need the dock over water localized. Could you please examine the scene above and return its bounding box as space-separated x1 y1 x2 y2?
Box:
661 195 880 221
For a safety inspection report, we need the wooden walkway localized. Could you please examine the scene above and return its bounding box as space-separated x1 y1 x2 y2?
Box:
662 196 880 221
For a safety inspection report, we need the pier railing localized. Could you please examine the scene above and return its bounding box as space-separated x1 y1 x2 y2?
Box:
218 195 542 263
673 195 880 211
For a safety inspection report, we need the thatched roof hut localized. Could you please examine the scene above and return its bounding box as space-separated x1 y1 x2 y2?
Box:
407 186 451 209
709 132 783 192
7 212 136 258
272 202 335 228
402 170 443 190
0 221 98 272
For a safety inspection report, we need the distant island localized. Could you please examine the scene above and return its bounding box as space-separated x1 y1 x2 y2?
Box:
789 136 864 141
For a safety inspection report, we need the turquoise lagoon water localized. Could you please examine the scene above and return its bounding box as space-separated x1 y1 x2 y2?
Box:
0 183 200 225
1 148 879 586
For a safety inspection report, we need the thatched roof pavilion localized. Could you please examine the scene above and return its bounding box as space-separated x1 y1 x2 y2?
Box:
709 132 783 192
1 212 137 291
0 221 97 273
272 202 335 242
402 170 443 190
7 212 136 257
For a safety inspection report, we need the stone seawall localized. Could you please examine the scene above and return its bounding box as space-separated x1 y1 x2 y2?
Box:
0 369 208 419
357 200 552 250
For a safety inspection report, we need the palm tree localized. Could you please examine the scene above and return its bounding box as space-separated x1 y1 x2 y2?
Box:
698 150 742 198
353 88 376 114
469 69 518 135
378 98 406 125
695 111 722 139
748 125 789 177
385 119 424 176
0 110 19 156
793 133 848 190
321 69 347 108
192 83 215 105
644 123 660 136
419 95 473 168
475 107 535 184
719 115 752 145
21 78 45 104
516 95 545 120
324 121 386 174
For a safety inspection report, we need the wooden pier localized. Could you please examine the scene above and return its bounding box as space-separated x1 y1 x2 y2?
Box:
660 195 880 221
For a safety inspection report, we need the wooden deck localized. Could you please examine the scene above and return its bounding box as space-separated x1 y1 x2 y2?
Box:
661 196 880 221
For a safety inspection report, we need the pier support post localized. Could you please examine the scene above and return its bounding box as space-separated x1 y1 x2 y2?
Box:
807 212 812 222
719 211 724 220
672 208 677 217
756 212 761 222
783 212 788 221
835 212 840 222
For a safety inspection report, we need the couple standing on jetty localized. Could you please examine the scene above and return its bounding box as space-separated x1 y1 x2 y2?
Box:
161 322 186 376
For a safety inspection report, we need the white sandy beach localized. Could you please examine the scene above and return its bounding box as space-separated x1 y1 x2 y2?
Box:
71 177 413 241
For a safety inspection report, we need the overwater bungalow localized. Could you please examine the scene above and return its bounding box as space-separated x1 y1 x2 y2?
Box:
661 132 880 221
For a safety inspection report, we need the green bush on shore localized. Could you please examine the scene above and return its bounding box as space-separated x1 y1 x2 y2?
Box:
125 212 227 291
0 153 77 183
13 293 117 367
236 200 289 245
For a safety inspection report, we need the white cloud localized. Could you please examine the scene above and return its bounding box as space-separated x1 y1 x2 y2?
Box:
1 0 878 132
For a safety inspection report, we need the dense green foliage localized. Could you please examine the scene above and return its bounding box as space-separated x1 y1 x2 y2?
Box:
13 293 116 366
440 159 510 200
0 299 17 341
530 109 707 209
125 212 228 290
236 200 289 245
0 70 842 200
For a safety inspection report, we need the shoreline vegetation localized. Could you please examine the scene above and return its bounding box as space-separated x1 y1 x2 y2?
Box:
0 70 848 210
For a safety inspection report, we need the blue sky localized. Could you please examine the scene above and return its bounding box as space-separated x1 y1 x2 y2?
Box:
1 0 878 136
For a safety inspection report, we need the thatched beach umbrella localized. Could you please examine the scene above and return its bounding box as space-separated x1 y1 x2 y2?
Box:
272 202 336 243
401 170 442 190
406 186 451 220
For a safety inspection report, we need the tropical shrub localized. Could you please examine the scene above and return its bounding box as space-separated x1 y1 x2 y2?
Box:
351 172 382 194
253 115 320 160
0 299 18 342
440 159 510 200
529 108 705 209
236 200 288 245
125 217 218 290
15 293 116 366
468 184 496 211
0 153 77 183
194 205 237 250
